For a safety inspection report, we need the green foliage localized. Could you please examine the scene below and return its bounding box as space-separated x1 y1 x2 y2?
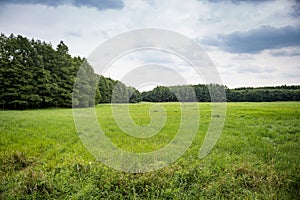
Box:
0 34 80 109
227 86 300 102
0 33 141 109
97 75 141 103
0 102 299 199
142 86 177 102
142 84 300 102
73 59 101 107
142 84 226 102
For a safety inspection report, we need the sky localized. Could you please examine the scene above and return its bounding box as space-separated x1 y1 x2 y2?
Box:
0 0 299 89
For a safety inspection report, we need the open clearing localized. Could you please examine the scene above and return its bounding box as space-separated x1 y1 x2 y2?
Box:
0 102 299 199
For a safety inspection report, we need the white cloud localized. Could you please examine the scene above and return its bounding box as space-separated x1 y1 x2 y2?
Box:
0 0 299 88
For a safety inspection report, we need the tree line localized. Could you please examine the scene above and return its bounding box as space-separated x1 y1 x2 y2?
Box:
0 33 141 109
226 85 300 102
0 34 299 109
141 84 300 102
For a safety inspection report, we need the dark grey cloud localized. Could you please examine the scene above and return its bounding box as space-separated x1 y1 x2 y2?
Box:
0 0 124 10
291 0 300 17
270 49 300 57
204 25 300 54
208 0 299 18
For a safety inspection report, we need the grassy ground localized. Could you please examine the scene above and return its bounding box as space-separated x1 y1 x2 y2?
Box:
0 102 299 199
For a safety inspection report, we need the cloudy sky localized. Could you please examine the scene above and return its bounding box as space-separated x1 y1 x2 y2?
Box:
0 0 299 89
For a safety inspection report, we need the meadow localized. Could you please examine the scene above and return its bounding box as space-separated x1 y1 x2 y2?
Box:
0 102 299 199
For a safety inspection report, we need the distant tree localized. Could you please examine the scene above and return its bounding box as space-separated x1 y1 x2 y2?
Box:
73 59 101 107
98 75 114 103
142 84 300 102
128 87 142 103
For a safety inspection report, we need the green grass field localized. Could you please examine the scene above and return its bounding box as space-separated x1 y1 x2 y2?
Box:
0 102 299 199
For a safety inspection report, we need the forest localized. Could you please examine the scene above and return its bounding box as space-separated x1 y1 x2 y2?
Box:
0 33 299 109
142 84 300 102
0 33 140 109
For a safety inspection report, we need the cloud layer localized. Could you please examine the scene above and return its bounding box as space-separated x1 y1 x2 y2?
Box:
0 0 124 10
205 25 300 53
0 0 299 88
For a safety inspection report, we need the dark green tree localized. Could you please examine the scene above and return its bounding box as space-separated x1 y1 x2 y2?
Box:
73 59 101 107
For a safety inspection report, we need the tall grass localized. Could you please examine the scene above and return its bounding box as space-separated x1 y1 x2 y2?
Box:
0 102 299 199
